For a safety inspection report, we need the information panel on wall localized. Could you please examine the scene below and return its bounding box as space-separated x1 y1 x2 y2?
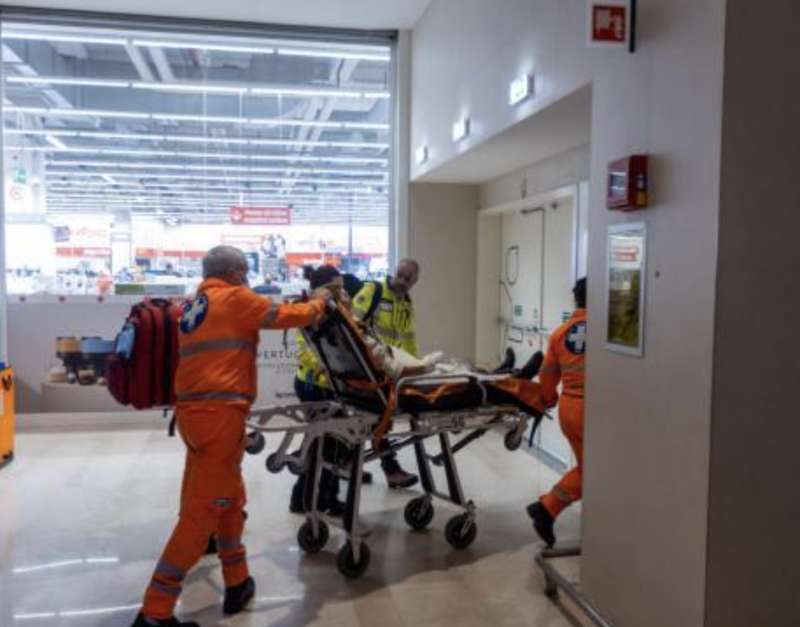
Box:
605 222 646 357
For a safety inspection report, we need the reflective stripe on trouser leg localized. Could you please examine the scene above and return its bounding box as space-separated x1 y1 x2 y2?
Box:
539 395 584 520
142 514 215 620
142 405 249 620
217 505 249 588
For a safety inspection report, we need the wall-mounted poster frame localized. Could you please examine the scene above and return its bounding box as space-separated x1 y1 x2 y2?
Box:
605 221 646 357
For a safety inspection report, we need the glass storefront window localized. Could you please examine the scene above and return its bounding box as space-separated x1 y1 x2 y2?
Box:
2 16 393 297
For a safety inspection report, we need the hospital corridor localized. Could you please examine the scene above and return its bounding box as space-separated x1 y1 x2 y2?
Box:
0 2 797 627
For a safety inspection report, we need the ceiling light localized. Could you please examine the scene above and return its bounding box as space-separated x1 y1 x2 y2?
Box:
6 76 390 100
250 87 362 99
277 48 390 62
7 76 131 88
2 32 125 46
45 170 384 186
452 117 471 142
4 106 390 131
6 129 388 149
508 74 534 106
132 39 275 55
45 134 67 150
45 159 387 177
101 174 117 184
415 145 429 165
132 82 247 95
10 144 388 164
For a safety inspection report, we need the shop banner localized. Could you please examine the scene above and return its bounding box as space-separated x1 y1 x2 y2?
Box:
230 206 292 225
257 330 299 404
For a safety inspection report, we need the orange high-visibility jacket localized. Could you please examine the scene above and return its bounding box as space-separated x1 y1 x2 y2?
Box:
174 278 325 406
539 308 587 407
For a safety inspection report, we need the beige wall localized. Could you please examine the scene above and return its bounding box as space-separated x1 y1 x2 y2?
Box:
474 212 501 366
412 1 728 626
408 182 478 361
705 2 800 626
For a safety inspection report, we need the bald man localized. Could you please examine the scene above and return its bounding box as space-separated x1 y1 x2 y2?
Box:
352 259 421 489
131 246 330 627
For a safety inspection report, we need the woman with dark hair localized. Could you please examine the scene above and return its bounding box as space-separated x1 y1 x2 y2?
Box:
290 265 348 516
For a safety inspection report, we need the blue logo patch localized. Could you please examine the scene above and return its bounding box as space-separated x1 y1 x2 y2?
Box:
565 321 587 355
180 294 208 334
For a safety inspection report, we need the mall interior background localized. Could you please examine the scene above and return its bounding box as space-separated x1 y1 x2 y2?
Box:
1 1 798 627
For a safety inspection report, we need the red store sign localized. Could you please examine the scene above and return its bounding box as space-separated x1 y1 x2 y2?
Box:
230 206 292 225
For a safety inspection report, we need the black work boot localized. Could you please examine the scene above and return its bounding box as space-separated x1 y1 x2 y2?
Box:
526 501 556 548
382 457 419 489
518 351 544 380
130 612 199 627
223 576 255 615
493 347 516 373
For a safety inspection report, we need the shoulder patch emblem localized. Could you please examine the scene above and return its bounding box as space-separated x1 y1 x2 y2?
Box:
565 321 587 355
180 294 209 334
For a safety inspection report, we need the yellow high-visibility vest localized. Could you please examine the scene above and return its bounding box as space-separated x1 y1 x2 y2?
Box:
352 278 418 357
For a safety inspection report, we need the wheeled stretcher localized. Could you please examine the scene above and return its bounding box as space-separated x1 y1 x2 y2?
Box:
246 303 546 578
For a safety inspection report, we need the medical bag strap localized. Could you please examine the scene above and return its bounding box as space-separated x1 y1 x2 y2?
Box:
362 281 383 327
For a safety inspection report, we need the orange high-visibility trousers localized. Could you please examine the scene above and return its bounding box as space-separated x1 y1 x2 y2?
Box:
540 394 584 519
142 404 249 620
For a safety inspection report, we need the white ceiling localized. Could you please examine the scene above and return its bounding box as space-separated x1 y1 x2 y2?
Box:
3 0 433 30
419 85 593 184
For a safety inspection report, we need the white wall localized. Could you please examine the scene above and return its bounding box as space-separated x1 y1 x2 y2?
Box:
408 182 478 361
411 2 727 626
479 144 591 209
411 0 592 181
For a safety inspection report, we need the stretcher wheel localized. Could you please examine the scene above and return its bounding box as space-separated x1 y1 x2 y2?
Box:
266 453 284 474
404 497 434 531
246 431 266 455
504 430 523 451
297 519 329 553
445 514 477 550
337 541 371 579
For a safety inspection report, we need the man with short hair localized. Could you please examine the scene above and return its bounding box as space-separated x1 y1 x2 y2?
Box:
526 277 588 548
131 246 330 627
352 258 421 488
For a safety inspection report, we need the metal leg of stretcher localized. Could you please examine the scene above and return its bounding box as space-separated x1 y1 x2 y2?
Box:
535 546 614 627
303 437 324 530
336 442 371 578
405 427 477 549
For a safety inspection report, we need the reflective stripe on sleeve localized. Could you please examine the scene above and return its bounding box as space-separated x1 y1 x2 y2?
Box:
179 338 256 359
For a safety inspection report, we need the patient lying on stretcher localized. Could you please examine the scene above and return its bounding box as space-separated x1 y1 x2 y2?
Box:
319 276 548 417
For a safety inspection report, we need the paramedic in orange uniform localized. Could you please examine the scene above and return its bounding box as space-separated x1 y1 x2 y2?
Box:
526 277 587 548
131 246 330 627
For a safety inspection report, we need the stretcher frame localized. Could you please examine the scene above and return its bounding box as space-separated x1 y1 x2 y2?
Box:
246 305 543 578
535 545 614 627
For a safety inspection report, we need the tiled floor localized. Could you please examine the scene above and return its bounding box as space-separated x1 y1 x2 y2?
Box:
0 423 583 626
